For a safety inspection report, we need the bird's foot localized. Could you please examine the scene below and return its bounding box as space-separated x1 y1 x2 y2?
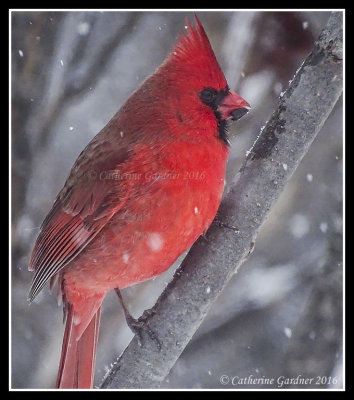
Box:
115 288 161 350
125 309 161 350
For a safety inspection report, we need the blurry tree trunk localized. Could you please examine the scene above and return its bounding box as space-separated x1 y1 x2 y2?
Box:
281 201 343 388
101 12 343 389
11 11 141 270
12 12 64 234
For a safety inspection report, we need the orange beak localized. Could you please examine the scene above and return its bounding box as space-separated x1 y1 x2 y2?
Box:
218 90 251 121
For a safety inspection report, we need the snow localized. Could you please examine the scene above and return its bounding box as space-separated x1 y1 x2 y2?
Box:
122 252 130 264
147 233 164 252
306 173 313 182
194 206 199 215
319 222 328 233
302 21 309 30
295 60 305 77
282 163 288 171
60 59 64 66
18 49 23 57
288 214 310 238
69 126 74 131
284 327 292 338
77 22 90 36
206 286 211 294
120 131 124 138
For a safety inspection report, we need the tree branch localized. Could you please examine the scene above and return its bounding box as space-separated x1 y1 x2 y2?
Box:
100 12 343 389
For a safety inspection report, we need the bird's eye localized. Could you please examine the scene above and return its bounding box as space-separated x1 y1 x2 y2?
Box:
200 88 217 105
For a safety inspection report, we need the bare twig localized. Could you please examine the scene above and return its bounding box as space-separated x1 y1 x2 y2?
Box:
36 12 142 151
100 12 343 389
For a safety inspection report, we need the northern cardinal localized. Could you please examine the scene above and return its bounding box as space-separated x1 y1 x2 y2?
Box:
28 15 250 389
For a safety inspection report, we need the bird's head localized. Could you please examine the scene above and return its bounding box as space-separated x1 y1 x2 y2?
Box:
158 15 251 144
120 16 250 146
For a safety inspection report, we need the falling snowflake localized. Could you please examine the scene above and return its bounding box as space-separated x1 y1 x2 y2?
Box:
319 222 328 233
122 252 130 264
147 233 164 252
306 173 313 182
77 22 90 36
289 214 310 239
284 327 292 338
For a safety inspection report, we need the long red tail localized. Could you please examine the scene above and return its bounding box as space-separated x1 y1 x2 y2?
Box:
56 306 101 389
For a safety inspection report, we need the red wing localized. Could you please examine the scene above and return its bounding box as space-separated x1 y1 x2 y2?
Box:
28 141 129 302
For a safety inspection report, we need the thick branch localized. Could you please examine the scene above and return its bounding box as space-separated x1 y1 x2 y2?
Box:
100 12 343 389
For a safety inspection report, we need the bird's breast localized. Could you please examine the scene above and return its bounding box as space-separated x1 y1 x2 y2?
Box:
63 139 228 300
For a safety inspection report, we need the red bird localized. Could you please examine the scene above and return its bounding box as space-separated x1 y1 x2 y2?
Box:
28 16 250 389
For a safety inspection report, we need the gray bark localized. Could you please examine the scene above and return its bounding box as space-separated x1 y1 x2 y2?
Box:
100 12 342 389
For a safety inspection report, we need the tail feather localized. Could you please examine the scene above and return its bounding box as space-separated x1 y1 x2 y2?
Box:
56 305 101 389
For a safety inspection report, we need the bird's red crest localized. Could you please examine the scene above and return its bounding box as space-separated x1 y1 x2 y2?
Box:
164 15 227 91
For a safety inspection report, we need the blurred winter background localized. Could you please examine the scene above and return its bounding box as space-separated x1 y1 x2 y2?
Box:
11 11 343 389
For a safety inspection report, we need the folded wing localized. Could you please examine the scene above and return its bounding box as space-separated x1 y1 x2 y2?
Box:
28 140 130 302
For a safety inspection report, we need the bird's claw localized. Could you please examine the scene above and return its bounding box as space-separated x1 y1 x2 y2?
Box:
126 309 161 351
